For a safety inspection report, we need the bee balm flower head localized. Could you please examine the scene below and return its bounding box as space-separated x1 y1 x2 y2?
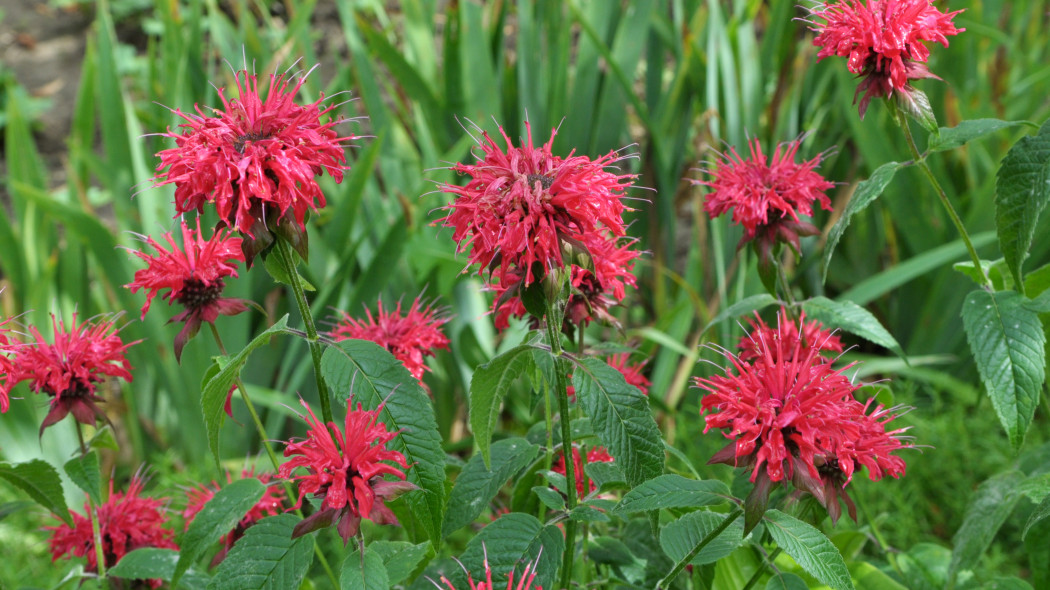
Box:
152 67 353 263
808 0 965 117
278 398 414 544
125 219 252 362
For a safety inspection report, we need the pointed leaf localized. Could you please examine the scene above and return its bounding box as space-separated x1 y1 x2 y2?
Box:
571 357 664 487
108 548 211 588
764 509 854 590
801 296 905 358
202 315 290 468
897 87 938 133
207 514 313 590
434 513 562 590
927 119 1030 153
63 452 102 504
0 460 71 525
443 437 540 537
340 546 389 590
469 345 539 467
660 510 746 566
321 339 446 545
765 573 810 590
949 471 1024 581
822 161 907 282
614 474 730 514
367 541 431 585
1023 493 1050 541
995 120 1050 290
961 290 1046 448
174 478 266 586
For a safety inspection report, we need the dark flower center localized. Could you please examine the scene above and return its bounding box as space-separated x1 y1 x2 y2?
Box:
233 130 273 154
177 278 225 310
526 173 555 190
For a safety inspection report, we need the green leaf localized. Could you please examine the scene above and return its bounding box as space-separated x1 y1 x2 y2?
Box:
585 461 627 492
614 474 730 514
995 121 1050 291
949 471 1024 582
201 315 290 468
321 339 447 545
896 87 938 134
0 460 71 525
822 161 907 282
571 357 664 487
367 541 431 585
174 478 265 587
262 254 315 291
801 296 906 359
436 513 563 590
660 510 746 566
764 509 854 590
1023 494 1050 541
588 536 636 566
961 290 1046 449
442 437 540 537
702 294 779 335
927 119 1031 152
569 504 610 522
532 486 566 510
340 546 389 590
848 562 909 590
109 548 178 582
765 573 810 590
0 501 33 521
469 345 538 468
63 452 101 504
207 514 313 590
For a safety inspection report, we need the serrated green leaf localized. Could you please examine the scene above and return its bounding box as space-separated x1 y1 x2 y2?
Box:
961 290 1046 448
207 514 313 590
108 548 211 588
660 510 745 566
437 513 563 590
949 470 1024 582
801 296 905 358
174 478 265 586
995 121 1050 291
584 461 627 492
822 161 906 283
764 509 854 590
321 339 446 545
340 546 389 590
469 345 539 468
569 504 610 522
765 573 810 590
927 119 1030 153
367 541 431 585
897 87 938 133
614 474 730 514
443 437 540 537
532 486 566 510
1023 493 1050 541
571 357 664 487
201 315 290 468
702 294 779 335
63 452 101 504
0 460 71 525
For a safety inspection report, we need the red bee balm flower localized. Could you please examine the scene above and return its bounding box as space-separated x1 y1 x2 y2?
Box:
437 546 542 590
695 311 908 523
330 297 450 387
0 314 135 433
441 121 638 323
808 0 964 117
552 446 614 499
183 469 286 565
737 309 843 362
605 353 651 396
695 137 833 269
278 399 413 544
0 315 16 413
126 219 251 362
153 68 352 260
47 477 178 588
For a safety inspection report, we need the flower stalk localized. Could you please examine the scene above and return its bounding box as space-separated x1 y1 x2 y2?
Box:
545 298 579 590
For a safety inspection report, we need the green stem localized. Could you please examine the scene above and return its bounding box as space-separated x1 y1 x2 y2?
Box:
894 104 989 288
273 237 335 426
546 300 578 590
856 492 901 577
76 422 108 585
655 508 743 589
741 547 782 590
206 324 340 589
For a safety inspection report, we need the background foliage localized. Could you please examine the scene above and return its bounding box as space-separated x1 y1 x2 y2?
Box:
2 0 1050 587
